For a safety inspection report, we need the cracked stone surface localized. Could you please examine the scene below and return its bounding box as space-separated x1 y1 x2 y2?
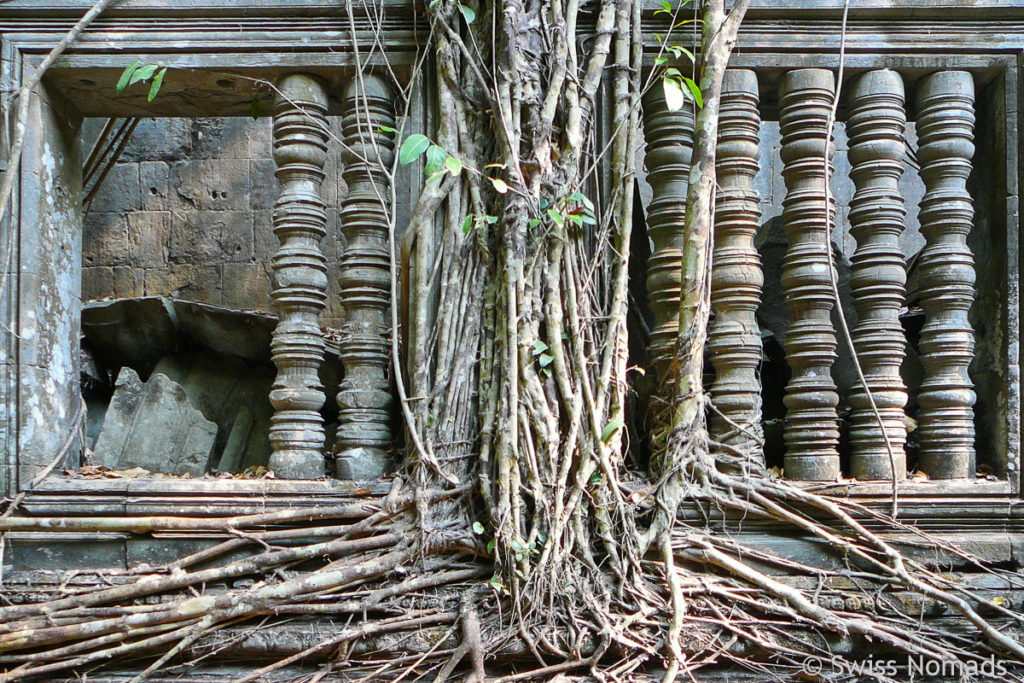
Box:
91 367 217 476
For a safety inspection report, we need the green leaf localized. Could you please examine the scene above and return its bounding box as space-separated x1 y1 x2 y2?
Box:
528 218 541 228
399 134 431 166
538 353 554 368
532 340 549 356
147 67 167 102
486 538 495 554
116 61 142 93
445 155 463 176
458 3 476 23
654 33 663 44
425 144 447 175
654 0 672 14
581 213 597 225
462 214 474 234
539 198 549 210
547 208 564 226
654 56 668 66
378 125 398 134
601 420 624 443
663 77 685 112
484 215 498 224
490 177 509 194
510 539 525 553
472 521 486 535
683 76 703 108
490 573 503 590
425 169 447 185
249 96 261 120
129 63 159 86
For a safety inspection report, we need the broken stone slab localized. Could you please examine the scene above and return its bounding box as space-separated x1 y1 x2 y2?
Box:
91 366 146 466
81 297 345 473
153 353 274 472
81 298 178 377
91 367 217 476
217 407 254 473
82 296 343 387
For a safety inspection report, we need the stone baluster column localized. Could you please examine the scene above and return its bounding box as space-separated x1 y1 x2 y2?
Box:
846 69 909 480
268 74 330 479
709 69 764 470
779 69 840 480
334 74 396 479
640 87 695 453
916 71 977 479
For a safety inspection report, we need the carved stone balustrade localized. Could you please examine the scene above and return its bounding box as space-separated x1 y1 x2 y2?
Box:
846 69 909 480
915 70 977 480
709 69 764 472
641 90 694 370
334 74 397 479
268 73 330 479
640 87 695 452
779 69 840 480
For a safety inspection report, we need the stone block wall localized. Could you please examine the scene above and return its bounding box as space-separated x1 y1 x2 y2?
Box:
81 116 347 328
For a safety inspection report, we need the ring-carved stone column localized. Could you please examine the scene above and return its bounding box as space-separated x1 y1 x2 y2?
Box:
268 73 330 479
709 69 764 470
334 75 396 479
779 69 840 481
640 87 695 453
846 69 909 480
916 70 977 479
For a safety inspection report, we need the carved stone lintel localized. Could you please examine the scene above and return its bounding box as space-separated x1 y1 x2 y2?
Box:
779 69 840 481
268 73 330 479
334 74 396 480
846 69 909 480
915 70 977 480
641 87 695 452
709 69 764 471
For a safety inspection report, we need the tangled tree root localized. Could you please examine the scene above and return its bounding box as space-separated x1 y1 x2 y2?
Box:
1 468 1023 682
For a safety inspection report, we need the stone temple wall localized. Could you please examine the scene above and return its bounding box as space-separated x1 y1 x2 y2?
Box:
81 116 348 329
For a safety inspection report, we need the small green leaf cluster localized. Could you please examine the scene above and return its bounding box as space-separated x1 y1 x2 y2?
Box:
116 61 168 102
399 134 464 185
461 213 498 234
601 420 624 444
650 2 702 112
428 0 476 23
531 339 554 378
661 68 702 111
531 191 597 231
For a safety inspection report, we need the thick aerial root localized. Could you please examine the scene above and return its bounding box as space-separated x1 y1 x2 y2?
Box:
2 476 1023 681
